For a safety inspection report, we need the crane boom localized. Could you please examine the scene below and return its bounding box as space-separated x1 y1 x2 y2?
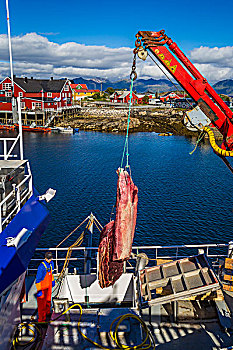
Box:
135 30 233 150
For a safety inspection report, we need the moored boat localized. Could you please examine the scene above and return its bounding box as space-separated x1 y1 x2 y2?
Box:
56 126 74 134
15 124 51 133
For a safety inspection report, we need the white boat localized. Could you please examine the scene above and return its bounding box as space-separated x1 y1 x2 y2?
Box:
56 126 74 134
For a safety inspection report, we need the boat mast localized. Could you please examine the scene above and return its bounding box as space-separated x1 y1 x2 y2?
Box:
6 0 17 123
5 0 23 160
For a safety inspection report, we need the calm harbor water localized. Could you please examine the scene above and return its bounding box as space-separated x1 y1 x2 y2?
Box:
21 131 233 248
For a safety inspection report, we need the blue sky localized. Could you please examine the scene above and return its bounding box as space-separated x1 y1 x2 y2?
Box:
1 0 232 48
0 0 232 82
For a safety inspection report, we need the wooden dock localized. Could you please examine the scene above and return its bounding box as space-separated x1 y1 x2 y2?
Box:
0 106 81 127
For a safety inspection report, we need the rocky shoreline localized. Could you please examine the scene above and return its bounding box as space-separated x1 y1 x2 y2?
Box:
57 107 198 136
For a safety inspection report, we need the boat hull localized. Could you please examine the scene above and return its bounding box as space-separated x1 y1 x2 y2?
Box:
0 272 26 350
0 191 50 296
14 124 51 133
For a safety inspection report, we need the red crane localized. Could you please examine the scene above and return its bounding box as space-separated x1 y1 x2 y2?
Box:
134 31 233 155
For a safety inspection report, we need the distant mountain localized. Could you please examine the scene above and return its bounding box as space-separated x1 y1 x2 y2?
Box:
73 77 233 95
72 77 182 93
213 80 233 95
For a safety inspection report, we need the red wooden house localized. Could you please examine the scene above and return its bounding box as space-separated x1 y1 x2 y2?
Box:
110 91 139 104
160 92 185 102
0 76 73 111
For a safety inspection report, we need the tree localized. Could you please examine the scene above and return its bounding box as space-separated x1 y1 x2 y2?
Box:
142 95 149 104
105 87 114 95
92 92 101 100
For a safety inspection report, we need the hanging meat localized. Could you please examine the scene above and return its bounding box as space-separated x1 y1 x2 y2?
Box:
98 221 124 289
98 168 138 288
113 168 138 261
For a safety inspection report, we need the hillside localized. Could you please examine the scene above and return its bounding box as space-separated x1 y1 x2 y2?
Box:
73 77 233 95
213 79 233 95
73 77 181 93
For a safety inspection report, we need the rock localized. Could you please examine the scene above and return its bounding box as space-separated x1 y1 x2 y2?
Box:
57 107 199 136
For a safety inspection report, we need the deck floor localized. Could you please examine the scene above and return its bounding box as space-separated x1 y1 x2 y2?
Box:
21 276 233 350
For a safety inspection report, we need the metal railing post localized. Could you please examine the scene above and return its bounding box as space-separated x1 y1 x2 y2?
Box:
55 249 58 274
84 213 93 274
16 187 20 212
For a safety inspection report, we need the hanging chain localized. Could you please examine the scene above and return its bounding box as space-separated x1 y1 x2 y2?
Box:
130 53 137 81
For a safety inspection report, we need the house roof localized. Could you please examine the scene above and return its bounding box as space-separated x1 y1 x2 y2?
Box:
160 92 184 99
118 92 130 99
110 90 139 99
13 77 69 93
71 83 88 90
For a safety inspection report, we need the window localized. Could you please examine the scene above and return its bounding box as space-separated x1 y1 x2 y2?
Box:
62 93 64 97
32 102 41 109
19 92 23 97
5 91 12 97
64 85 69 91
3 83 11 90
47 92 52 97
21 102 25 109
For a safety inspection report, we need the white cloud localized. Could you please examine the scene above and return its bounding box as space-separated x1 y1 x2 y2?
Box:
0 33 232 82
189 46 233 81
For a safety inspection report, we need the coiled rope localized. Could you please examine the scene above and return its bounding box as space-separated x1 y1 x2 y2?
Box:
54 215 103 296
13 303 156 350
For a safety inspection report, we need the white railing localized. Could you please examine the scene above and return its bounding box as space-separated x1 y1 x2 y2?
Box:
57 105 81 112
27 242 230 275
0 161 32 232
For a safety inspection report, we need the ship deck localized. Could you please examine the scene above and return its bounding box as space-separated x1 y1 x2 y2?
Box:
15 238 233 349
19 274 233 350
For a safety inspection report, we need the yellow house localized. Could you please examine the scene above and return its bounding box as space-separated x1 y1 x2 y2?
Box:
71 84 100 102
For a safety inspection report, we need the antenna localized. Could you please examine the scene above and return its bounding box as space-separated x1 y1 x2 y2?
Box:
6 0 17 123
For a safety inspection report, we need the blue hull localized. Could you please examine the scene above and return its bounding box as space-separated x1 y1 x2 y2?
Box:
0 191 50 295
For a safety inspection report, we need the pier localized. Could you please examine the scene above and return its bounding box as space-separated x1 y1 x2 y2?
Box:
0 105 81 127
